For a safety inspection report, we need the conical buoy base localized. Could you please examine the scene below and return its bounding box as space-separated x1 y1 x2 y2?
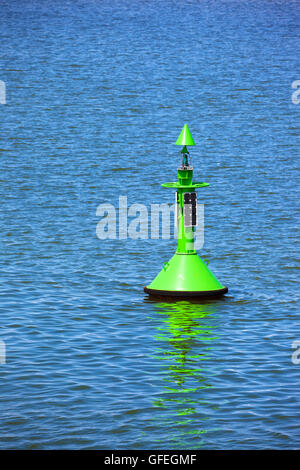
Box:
144 253 228 299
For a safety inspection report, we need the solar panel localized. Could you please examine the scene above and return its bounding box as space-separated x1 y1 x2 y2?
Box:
183 192 197 227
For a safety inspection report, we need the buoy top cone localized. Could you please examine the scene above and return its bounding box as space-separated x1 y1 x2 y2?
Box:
175 124 195 146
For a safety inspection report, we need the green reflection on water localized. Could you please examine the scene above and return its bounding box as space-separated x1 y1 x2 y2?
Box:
148 299 221 448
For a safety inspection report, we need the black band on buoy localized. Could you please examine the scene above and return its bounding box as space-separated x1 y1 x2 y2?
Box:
144 286 228 299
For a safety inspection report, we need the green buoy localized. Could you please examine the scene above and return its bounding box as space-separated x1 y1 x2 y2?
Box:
144 124 228 299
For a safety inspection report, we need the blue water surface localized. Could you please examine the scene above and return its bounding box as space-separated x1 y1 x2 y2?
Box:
0 0 299 449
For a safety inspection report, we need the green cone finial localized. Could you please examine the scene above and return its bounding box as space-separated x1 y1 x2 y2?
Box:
175 124 195 146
